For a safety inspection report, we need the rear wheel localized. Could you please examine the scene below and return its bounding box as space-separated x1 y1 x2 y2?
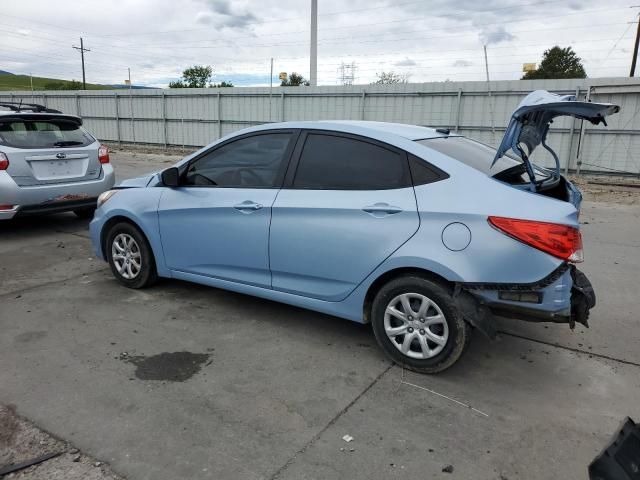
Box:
106 222 158 289
371 276 470 373
73 207 96 219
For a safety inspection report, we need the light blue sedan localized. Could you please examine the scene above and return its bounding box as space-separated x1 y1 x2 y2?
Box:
90 91 618 373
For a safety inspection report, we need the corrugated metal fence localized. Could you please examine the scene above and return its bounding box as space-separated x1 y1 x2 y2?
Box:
2 77 639 174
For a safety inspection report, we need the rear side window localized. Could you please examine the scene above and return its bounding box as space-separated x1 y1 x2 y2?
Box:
0 119 94 149
293 133 409 190
408 154 449 186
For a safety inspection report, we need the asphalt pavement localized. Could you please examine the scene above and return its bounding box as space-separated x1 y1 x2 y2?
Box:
1 149 639 480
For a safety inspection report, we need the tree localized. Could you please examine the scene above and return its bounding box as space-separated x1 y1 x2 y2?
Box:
45 80 83 90
169 65 213 88
371 71 410 84
281 72 310 86
522 46 587 80
211 81 234 88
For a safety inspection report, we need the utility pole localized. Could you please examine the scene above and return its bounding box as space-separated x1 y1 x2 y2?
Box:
483 45 496 144
310 0 318 86
630 12 640 76
72 37 90 89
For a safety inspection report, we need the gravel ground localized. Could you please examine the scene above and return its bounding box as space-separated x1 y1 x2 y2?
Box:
0 405 122 480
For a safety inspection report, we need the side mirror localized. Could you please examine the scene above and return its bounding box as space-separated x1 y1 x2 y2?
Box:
161 167 180 187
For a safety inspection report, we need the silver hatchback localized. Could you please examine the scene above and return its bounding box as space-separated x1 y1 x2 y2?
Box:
0 102 115 220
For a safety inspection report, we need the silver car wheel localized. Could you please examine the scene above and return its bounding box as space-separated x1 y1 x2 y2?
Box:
111 233 142 280
384 293 449 360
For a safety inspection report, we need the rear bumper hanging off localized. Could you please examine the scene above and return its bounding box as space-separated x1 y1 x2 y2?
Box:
455 264 595 338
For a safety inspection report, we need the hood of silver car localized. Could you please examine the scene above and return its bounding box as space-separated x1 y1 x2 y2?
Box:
493 90 620 165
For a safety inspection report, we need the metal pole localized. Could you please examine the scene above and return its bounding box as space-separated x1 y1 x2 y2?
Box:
269 58 273 121
310 0 318 86
129 68 135 144
75 93 81 117
483 45 496 144
360 89 366 120
162 91 167 149
454 88 462 132
217 92 222 139
565 86 580 174
114 91 121 146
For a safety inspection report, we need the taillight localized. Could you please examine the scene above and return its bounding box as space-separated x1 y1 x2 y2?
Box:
0 152 9 170
98 144 110 164
488 216 583 263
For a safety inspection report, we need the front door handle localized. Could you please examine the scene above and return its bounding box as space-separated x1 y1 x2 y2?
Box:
234 201 263 213
362 203 403 216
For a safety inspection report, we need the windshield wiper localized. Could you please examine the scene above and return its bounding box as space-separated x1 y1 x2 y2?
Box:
53 140 84 147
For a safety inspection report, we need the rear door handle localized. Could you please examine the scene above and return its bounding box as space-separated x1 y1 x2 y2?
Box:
234 201 263 213
362 203 403 216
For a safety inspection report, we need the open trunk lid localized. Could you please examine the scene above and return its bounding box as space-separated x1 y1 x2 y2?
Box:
492 90 620 193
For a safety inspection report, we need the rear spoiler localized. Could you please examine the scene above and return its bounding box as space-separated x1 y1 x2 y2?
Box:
0 113 83 126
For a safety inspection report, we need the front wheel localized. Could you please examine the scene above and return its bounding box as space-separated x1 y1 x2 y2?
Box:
105 222 158 289
371 276 470 374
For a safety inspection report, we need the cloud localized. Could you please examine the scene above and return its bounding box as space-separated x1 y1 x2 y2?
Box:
479 25 514 45
394 58 416 67
201 0 258 29
452 60 473 68
195 12 214 24
207 0 232 16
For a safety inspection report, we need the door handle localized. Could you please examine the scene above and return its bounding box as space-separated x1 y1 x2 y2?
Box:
234 201 263 213
362 203 403 216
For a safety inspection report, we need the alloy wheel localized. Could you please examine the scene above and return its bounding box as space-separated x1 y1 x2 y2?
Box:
383 292 449 359
111 233 142 280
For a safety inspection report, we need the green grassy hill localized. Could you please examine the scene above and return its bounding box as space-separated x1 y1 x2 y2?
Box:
0 74 110 91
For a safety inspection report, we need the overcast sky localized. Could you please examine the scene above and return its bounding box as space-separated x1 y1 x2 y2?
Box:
1 0 637 87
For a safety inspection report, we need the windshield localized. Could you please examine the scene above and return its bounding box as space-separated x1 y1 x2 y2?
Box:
0 119 95 149
415 136 521 175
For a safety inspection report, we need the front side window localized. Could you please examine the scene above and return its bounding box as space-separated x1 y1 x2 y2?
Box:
293 133 408 190
184 133 293 188
0 119 94 149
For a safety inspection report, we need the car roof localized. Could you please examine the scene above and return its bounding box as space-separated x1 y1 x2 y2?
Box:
245 120 452 141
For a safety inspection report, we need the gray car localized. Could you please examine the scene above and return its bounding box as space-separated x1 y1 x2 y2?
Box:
0 102 115 220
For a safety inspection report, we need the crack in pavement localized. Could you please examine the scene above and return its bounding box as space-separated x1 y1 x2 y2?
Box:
498 330 640 368
0 268 108 299
268 363 394 480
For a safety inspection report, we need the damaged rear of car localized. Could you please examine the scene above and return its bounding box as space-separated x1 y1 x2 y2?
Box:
418 90 617 337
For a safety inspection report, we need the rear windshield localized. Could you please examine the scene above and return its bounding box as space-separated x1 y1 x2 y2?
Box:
416 136 520 175
0 119 95 149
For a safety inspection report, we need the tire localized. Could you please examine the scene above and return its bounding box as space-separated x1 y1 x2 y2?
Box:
105 222 158 289
73 207 96 219
371 276 470 374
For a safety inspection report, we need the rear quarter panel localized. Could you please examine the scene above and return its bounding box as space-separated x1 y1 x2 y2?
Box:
388 162 578 284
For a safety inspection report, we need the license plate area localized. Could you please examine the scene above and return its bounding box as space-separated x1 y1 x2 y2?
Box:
30 158 88 180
